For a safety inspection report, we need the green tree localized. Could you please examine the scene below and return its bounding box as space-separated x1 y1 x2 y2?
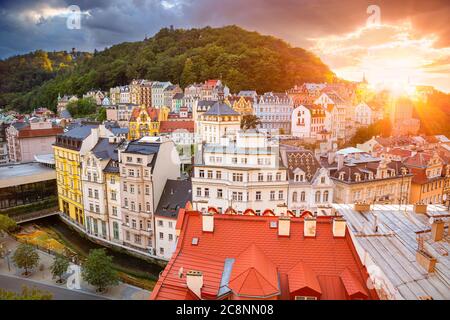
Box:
66 97 97 118
0 214 17 234
0 286 52 300
240 115 262 130
96 107 107 122
12 243 39 276
180 58 197 87
51 255 70 284
82 249 119 292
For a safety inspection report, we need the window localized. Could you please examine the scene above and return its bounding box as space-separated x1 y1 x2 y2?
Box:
276 172 282 181
128 169 135 177
301 191 306 202
323 191 329 202
111 191 117 200
205 188 210 198
168 222 173 228
95 205 100 213
241 158 247 164
216 171 222 179
110 176 115 184
256 191 262 201
207 170 213 179
88 188 93 198
127 156 132 162
131 202 136 211
278 190 284 200
94 189 99 199
134 234 141 244
321 177 326 184
130 185 135 194
158 220 163 227
113 222 119 240
258 173 264 182
199 170 205 178
217 189 223 198
270 191 275 201
196 187 202 197
125 231 130 241
137 158 142 164
145 185 150 195
232 173 243 182
123 182 127 192
267 174 273 182
258 159 264 165
89 203 94 212
124 198 128 207
169 234 173 241
159 247 164 255
232 157 238 164
112 206 118 216
159 232 164 240
292 192 298 202
132 219 137 229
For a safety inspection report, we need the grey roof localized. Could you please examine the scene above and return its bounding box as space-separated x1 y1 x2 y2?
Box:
11 122 29 130
91 138 119 161
61 123 98 139
124 141 160 155
155 180 192 218
203 101 239 116
60 109 72 119
173 92 184 100
197 100 217 107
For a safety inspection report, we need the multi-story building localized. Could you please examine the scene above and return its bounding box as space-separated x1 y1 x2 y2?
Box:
109 87 121 105
254 92 293 134
151 211 379 300
151 81 172 108
225 95 254 115
354 102 379 126
314 92 348 141
291 104 327 139
104 146 123 244
83 90 105 105
192 130 289 214
6 120 63 163
171 92 184 113
82 137 121 240
287 83 326 106
280 147 334 215
54 123 113 226
0 122 9 163
154 179 191 259
119 86 131 104
389 97 420 136
197 101 241 144
56 94 78 116
106 103 139 127
328 149 412 204
119 137 181 254
405 152 445 204
163 85 182 109
128 106 161 140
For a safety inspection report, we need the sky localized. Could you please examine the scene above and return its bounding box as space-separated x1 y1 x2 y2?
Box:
0 0 449 92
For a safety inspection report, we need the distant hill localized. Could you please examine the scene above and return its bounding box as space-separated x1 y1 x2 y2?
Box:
0 50 91 110
0 25 336 112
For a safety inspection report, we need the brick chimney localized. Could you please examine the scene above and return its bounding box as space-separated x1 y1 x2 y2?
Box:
202 212 214 233
304 217 317 237
186 270 203 298
354 202 371 212
275 203 288 216
278 216 291 237
413 203 427 214
332 217 346 237
337 154 345 170
431 218 444 242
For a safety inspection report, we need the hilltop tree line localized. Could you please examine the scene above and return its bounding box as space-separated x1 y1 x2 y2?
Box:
0 25 335 113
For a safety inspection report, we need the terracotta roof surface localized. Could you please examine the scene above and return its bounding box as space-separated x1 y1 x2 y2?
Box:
151 213 378 300
17 126 63 138
159 121 194 133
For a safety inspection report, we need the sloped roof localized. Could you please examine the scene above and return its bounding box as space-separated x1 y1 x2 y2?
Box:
159 121 194 133
129 107 159 122
155 180 192 219
203 101 239 116
284 150 322 182
151 213 378 300
228 244 279 298
287 260 322 295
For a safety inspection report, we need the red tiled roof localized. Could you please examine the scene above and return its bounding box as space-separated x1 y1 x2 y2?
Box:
340 268 369 299
159 120 194 133
17 126 63 138
387 148 412 158
151 212 378 300
228 244 279 298
287 260 322 296
129 107 159 122
405 152 433 168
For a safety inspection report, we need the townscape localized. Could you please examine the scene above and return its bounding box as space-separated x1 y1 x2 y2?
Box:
1 74 449 301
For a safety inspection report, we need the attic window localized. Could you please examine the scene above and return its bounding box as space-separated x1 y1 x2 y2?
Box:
191 237 199 246
269 221 277 229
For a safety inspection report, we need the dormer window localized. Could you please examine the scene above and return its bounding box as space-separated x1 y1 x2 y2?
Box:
339 172 345 180
355 173 361 182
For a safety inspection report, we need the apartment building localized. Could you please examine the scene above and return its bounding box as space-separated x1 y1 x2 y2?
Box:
192 130 289 215
119 137 180 254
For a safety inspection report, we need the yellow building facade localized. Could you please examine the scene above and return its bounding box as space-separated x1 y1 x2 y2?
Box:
54 144 84 225
128 105 170 140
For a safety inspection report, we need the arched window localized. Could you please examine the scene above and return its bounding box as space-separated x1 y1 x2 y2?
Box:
292 192 298 203
300 191 306 202
315 191 321 203
323 191 329 202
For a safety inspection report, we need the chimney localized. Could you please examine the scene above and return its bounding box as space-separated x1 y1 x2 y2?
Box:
328 152 335 165
354 202 371 212
278 216 291 237
304 217 317 237
186 270 203 298
337 154 344 170
413 203 427 214
202 212 214 233
332 217 346 237
431 218 444 242
416 251 437 273
275 203 288 216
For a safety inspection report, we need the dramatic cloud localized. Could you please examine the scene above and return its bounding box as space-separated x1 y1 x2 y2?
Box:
0 0 449 91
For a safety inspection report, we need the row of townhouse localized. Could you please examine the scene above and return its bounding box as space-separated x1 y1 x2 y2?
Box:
191 126 335 216
54 123 188 260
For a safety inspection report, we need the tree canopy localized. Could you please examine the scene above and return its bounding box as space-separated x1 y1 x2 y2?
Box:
82 249 119 292
12 243 40 276
1 25 335 113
